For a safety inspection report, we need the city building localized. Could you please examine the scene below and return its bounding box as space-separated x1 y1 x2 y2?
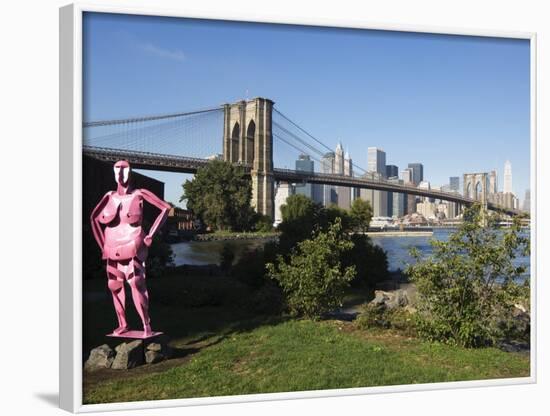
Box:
488 170 498 195
295 154 314 200
274 182 295 224
368 147 386 175
388 177 405 218
408 163 424 185
167 207 197 233
359 171 387 217
386 165 399 217
367 147 387 216
504 160 513 194
401 168 415 214
523 189 531 213
449 176 460 193
320 151 336 206
338 150 353 209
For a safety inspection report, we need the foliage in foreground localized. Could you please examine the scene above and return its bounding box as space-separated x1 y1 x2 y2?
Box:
406 204 530 348
267 219 356 318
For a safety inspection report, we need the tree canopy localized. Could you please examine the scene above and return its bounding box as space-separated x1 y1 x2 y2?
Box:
181 160 254 231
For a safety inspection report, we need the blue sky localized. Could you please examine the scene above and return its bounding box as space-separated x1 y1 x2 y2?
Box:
83 12 531 207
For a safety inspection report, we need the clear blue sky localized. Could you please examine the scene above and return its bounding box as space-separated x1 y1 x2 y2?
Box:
83 12 531 207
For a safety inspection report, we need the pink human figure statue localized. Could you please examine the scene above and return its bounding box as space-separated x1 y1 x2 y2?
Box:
90 160 171 337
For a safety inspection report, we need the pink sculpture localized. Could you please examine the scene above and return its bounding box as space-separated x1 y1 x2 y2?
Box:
90 160 171 338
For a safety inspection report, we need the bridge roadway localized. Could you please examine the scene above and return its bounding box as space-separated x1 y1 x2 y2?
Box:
83 146 520 216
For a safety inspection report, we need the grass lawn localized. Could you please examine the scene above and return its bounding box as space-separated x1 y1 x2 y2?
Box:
83 318 529 404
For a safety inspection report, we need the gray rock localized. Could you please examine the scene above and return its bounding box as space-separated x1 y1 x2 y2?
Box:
111 340 144 370
84 344 115 371
145 350 165 364
146 342 162 352
145 335 172 358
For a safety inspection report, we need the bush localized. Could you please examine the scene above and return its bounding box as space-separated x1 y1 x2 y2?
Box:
266 218 356 319
344 234 388 288
252 213 274 233
219 244 235 275
356 304 416 334
405 204 530 348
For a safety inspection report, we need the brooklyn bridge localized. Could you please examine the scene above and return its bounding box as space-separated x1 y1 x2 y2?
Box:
83 97 520 218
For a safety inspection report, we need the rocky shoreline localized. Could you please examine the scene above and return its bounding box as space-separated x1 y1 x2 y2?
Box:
194 232 279 242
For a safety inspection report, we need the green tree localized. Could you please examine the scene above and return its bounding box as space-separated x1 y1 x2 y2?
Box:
267 218 356 319
405 204 530 347
350 198 373 233
322 204 353 232
278 194 322 252
181 160 254 231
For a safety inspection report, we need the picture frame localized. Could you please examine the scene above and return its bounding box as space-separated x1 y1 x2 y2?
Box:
60 2 537 412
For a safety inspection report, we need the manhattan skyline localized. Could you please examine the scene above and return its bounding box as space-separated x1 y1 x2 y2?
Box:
83 12 531 206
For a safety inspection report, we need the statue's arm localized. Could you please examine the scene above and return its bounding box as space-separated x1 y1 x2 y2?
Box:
90 192 110 250
139 189 171 246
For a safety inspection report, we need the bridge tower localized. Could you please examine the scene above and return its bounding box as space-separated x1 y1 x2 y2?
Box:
223 97 275 219
463 172 489 224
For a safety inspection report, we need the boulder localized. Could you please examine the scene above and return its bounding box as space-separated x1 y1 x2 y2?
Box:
84 344 115 371
145 350 164 364
145 335 172 361
111 340 144 370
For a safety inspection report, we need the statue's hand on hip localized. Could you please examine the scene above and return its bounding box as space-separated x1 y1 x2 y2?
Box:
144 235 153 247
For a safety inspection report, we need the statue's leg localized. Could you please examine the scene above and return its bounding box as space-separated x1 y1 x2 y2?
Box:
106 260 128 335
127 258 152 335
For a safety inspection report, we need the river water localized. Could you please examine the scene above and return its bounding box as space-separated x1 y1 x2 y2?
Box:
171 229 531 279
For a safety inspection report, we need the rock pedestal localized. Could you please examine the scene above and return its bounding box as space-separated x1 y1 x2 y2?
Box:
111 340 144 370
84 344 115 371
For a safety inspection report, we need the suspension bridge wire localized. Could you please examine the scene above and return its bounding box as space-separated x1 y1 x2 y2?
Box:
273 121 327 158
273 133 323 166
273 107 368 175
83 106 223 128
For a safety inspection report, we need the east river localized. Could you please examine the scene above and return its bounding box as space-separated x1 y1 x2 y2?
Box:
170 229 531 280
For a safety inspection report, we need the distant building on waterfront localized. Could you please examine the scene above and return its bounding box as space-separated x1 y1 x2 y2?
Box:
388 177 405 217
295 154 314 200
367 147 387 216
274 182 295 224
359 171 387 217
449 176 460 193
488 170 498 195
385 165 399 217
320 151 336 206
401 167 415 214
523 189 531 212
504 160 513 194
408 163 424 185
338 150 353 209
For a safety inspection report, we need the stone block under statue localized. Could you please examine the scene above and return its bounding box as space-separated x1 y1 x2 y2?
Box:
107 330 163 340
90 160 171 339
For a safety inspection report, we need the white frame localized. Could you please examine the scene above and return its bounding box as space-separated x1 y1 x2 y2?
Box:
59 2 537 412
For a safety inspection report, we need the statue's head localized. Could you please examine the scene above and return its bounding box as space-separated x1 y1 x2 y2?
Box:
113 160 131 186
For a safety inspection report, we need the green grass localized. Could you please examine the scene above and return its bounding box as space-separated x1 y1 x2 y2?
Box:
83 319 529 404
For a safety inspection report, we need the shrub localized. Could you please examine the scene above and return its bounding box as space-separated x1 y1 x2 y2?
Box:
344 234 388 288
405 204 530 347
356 304 416 334
219 243 235 275
252 213 274 233
266 218 356 319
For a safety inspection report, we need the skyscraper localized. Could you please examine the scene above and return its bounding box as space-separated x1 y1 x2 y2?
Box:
523 189 531 213
368 147 386 176
338 150 353 209
408 163 424 185
449 176 460 193
295 154 314 200
504 160 513 194
385 165 398 216
488 170 498 195
401 168 414 214
367 147 387 216
321 151 336 206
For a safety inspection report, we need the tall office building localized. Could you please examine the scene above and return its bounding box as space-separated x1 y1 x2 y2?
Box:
368 147 386 176
321 151 336 206
408 163 424 185
388 177 405 218
295 154 314 200
367 147 387 216
338 150 353 209
490 171 498 194
523 189 531 213
449 176 460 193
274 182 295 224
359 172 387 217
386 165 398 217
504 160 513 194
401 168 414 214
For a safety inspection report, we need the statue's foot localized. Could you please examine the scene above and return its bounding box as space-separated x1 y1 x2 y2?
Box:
113 325 129 336
143 324 152 337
